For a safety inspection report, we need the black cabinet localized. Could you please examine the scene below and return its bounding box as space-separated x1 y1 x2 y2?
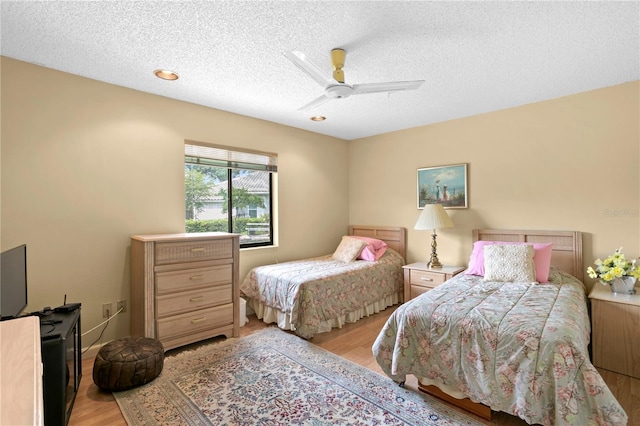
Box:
40 307 81 426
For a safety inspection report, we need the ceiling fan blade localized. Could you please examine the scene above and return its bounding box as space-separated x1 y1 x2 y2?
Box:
352 80 424 95
298 94 332 111
283 51 337 88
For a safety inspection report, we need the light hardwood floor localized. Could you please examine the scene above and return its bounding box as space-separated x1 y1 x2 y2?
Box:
69 307 640 425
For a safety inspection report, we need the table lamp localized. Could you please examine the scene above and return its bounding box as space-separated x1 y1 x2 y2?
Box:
414 204 454 268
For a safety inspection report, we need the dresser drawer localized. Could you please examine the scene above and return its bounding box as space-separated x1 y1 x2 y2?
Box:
155 265 232 294
155 239 233 265
410 270 446 288
156 285 232 318
156 304 233 340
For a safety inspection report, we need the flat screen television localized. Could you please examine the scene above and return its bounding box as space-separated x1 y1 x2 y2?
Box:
1 244 28 320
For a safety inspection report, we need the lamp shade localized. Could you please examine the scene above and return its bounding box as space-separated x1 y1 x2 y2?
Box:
414 204 454 230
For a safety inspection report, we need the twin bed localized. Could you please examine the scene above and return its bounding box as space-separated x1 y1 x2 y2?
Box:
374 229 627 425
240 226 627 425
240 225 406 339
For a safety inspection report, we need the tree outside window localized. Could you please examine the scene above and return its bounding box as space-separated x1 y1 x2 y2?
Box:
184 143 275 248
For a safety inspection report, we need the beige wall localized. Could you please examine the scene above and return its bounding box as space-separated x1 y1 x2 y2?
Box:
349 81 640 292
2 56 639 348
1 57 349 344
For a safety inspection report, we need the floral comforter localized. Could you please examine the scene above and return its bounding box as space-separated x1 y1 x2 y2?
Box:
373 269 627 425
240 249 404 339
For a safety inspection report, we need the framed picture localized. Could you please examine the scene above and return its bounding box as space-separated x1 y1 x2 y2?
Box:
417 163 468 209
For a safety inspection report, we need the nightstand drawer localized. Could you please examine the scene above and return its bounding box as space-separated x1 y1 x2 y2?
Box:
410 270 446 287
403 263 465 302
410 284 431 299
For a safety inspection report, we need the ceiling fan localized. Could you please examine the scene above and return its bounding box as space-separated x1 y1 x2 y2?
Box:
283 48 425 110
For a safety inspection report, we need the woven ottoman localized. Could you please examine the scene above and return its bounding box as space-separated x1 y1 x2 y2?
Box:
93 336 164 392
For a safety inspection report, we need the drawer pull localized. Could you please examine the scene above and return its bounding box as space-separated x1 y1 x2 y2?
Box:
190 275 204 280
420 277 434 282
191 247 205 253
191 317 207 324
190 296 204 302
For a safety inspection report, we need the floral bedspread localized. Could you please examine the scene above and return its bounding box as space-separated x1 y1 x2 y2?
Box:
240 249 403 339
372 269 627 425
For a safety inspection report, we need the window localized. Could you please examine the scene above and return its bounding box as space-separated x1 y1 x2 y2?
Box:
184 141 277 248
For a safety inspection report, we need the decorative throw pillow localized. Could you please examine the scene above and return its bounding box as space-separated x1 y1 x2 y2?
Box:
466 241 553 282
350 236 388 261
483 244 537 283
332 236 367 263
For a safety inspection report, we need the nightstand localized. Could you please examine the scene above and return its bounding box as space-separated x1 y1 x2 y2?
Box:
403 262 465 301
589 284 640 379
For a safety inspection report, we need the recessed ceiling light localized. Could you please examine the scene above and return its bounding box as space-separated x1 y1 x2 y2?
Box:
310 116 326 122
154 69 179 80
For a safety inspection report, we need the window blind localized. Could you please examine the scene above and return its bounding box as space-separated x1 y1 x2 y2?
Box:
185 141 278 172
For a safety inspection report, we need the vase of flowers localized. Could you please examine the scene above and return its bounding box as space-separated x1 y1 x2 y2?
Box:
587 247 640 295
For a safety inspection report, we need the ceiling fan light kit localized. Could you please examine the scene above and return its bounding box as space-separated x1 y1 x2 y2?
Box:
284 48 424 111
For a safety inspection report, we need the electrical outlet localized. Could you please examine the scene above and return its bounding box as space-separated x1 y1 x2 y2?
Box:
102 303 112 318
117 300 127 313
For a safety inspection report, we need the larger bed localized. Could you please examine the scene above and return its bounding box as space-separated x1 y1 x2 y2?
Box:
373 229 627 425
240 225 406 339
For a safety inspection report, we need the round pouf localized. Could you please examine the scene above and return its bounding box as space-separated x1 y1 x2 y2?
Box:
93 336 164 392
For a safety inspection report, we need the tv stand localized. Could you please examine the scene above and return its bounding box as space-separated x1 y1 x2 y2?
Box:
40 305 81 426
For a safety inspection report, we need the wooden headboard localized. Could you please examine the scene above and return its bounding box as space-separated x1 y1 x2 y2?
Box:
472 229 583 281
349 225 407 261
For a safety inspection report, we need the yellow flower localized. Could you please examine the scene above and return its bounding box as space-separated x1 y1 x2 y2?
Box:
601 271 614 282
587 247 640 284
611 266 625 278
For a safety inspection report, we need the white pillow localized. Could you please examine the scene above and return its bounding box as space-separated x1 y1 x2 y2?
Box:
332 236 367 263
483 244 537 283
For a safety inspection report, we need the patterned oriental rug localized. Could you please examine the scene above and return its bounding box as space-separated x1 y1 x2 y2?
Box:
114 327 483 426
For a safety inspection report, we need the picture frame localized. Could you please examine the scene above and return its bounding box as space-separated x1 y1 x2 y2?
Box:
417 163 468 209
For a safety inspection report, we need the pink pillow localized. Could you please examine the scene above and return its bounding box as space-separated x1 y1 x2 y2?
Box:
466 241 553 282
350 236 388 261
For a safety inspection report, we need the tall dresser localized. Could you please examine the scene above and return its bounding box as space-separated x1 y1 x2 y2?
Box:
130 232 240 351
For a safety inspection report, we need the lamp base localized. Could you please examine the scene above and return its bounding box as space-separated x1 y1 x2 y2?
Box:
428 258 443 269
427 231 443 268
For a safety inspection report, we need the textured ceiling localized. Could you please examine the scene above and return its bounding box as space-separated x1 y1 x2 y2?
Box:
1 1 638 140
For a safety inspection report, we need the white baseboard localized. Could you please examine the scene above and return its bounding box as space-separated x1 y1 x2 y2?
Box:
82 342 106 359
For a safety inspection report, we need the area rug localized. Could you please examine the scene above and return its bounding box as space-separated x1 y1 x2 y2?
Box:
114 327 483 425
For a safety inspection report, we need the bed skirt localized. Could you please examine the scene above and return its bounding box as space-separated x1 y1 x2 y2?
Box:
246 292 401 337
